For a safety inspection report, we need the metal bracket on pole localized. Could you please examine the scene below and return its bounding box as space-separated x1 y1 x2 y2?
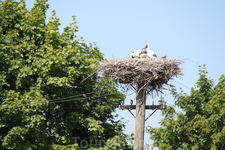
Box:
145 109 157 121
127 109 135 118
118 104 166 110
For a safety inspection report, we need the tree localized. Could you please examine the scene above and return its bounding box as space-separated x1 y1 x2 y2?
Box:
150 65 225 150
0 0 131 149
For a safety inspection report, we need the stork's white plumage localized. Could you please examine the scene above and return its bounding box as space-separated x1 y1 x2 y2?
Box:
140 53 147 58
131 51 140 58
138 48 148 58
146 43 157 58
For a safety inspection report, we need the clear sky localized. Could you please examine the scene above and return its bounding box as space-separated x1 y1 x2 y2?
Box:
26 0 225 149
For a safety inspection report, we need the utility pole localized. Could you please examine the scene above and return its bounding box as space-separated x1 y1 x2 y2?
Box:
97 53 183 150
134 87 146 150
119 92 166 150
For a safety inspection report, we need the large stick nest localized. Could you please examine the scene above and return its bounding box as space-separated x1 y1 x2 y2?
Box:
97 58 183 93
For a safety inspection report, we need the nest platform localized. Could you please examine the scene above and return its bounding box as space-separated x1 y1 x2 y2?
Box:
97 58 183 92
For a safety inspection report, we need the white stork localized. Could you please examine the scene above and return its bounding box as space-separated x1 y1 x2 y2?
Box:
138 48 148 58
130 51 140 58
146 43 157 58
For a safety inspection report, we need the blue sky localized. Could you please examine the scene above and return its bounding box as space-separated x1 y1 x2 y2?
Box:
26 0 225 148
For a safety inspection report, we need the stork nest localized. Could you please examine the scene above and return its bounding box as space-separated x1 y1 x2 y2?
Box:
97 58 183 93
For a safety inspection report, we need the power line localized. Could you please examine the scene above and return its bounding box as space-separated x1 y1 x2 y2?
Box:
48 91 97 101
0 92 124 109
49 93 119 103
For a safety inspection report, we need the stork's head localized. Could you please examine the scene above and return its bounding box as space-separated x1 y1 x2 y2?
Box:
145 43 150 48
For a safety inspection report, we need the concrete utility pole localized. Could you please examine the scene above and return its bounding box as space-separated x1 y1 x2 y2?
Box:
134 87 146 150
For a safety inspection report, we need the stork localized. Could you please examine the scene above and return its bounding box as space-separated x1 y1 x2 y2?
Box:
146 43 157 58
138 48 148 58
130 51 140 58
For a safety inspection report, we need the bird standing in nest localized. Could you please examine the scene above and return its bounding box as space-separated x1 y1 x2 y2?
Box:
131 43 157 58
131 45 148 58
138 47 148 58
146 43 157 58
130 51 140 58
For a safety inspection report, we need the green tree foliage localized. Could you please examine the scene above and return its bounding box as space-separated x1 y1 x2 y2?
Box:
150 65 225 150
0 0 131 149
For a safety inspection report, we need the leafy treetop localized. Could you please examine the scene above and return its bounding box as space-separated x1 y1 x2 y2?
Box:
0 0 131 149
150 65 225 150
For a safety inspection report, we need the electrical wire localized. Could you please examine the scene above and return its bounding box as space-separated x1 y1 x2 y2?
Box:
48 91 97 102
0 91 123 109
49 93 111 103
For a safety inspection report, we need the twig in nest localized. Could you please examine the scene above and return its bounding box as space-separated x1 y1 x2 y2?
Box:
97 58 184 95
